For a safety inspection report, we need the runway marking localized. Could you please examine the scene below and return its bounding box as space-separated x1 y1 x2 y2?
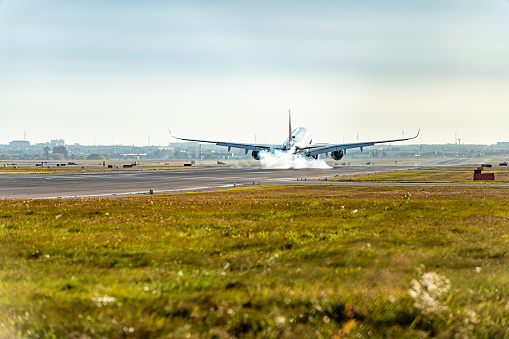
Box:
177 176 247 180
35 184 244 199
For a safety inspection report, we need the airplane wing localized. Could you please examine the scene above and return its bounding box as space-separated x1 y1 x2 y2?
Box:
169 130 282 154
302 130 420 157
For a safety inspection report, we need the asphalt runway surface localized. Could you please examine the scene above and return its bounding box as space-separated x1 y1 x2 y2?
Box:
1 165 505 199
0 165 408 199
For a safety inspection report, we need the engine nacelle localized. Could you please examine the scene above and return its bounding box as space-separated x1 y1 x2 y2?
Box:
331 150 344 160
252 150 261 160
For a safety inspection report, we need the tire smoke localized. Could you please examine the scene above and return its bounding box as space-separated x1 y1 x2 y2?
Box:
259 150 332 169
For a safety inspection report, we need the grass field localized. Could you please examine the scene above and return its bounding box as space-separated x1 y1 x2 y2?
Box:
0 163 226 175
336 168 509 183
2 185 509 338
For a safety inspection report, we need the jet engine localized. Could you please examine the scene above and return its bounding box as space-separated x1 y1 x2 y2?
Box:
331 150 344 160
252 151 261 160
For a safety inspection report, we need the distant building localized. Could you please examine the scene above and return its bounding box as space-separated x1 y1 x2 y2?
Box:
51 139 65 146
9 140 30 148
494 142 509 151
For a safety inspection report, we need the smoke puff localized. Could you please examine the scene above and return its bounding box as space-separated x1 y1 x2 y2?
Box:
259 150 332 169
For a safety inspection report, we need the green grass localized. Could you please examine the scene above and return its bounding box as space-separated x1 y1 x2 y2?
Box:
420 166 509 171
2 185 509 338
336 169 509 183
0 163 224 175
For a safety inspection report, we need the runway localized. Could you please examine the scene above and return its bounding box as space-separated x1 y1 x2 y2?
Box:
0 165 503 199
0 165 406 199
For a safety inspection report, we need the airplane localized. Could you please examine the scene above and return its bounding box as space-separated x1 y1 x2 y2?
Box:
169 111 419 161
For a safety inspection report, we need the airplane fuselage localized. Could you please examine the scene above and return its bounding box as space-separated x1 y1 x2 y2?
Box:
283 127 312 151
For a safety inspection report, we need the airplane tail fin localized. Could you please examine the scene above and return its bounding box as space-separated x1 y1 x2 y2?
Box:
288 109 293 147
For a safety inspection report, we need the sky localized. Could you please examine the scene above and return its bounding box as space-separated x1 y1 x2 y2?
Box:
1 0 509 146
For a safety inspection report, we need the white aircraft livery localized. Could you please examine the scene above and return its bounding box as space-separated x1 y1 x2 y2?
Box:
170 111 419 161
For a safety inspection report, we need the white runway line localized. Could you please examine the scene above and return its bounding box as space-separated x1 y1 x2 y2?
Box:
35 184 244 199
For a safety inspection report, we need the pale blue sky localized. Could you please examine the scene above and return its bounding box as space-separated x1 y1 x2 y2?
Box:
1 0 509 146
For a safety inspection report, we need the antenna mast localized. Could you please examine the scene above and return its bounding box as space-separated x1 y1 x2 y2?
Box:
288 109 293 147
